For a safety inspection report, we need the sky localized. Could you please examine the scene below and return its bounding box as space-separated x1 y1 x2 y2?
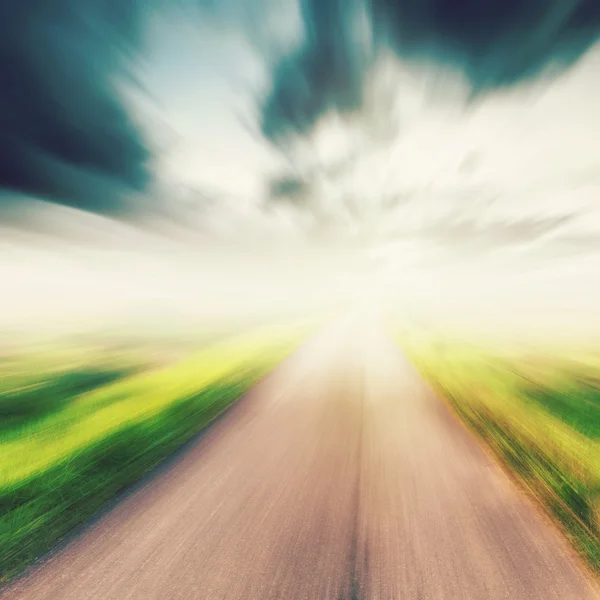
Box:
1 0 600 339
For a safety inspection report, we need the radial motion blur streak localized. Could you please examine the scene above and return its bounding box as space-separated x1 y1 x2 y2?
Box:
1 0 600 598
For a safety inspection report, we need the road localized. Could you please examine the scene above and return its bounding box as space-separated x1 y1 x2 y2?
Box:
1 319 597 599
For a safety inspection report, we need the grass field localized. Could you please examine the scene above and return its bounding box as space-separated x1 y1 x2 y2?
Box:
401 332 600 574
0 322 310 582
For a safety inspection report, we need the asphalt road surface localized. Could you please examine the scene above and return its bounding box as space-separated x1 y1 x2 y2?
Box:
2 319 598 599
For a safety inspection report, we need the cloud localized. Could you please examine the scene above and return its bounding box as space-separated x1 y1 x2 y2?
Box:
540 232 600 258
266 174 311 208
6 0 600 228
0 0 152 212
262 0 600 140
261 0 374 141
373 0 600 88
419 213 577 256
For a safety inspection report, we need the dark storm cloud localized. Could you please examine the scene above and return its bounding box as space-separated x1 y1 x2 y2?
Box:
0 0 152 212
262 0 600 140
261 0 373 141
270 176 307 200
372 0 600 88
265 174 311 209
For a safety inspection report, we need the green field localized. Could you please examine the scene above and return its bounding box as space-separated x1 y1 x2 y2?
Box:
401 333 600 573
0 323 310 582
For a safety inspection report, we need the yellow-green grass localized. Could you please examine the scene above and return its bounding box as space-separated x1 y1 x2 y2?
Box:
0 321 311 582
400 333 600 573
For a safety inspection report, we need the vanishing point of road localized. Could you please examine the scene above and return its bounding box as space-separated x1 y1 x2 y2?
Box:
1 319 598 599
